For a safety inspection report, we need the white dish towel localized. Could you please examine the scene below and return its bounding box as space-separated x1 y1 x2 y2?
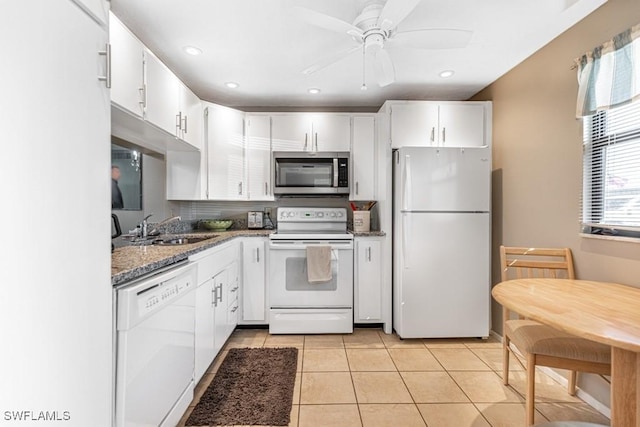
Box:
306 246 332 283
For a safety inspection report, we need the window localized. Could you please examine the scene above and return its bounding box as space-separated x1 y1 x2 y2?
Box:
582 100 640 237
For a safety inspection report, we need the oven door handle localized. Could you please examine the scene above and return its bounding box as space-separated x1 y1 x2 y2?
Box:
269 241 353 250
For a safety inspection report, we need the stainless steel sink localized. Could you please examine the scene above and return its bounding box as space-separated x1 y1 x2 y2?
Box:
151 236 216 246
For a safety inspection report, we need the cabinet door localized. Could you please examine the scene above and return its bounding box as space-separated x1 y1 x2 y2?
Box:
207 104 246 200
351 116 376 200
226 262 239 335
109 13 145 118
241 239 267 322
311 114 351 151
144 50 180 136
438 104 486 147
356 239 383 321
195 279 215 383
271 114 312 151
245 115 273 200
179 83 202 149
213 270 228 355
390 103 438 148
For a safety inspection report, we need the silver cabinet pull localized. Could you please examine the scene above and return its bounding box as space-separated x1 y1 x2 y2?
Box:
304 133 308 151
314 132 318 151
217 284 223 303
430 127 435 144
176 112 182 134
356 182 359 195
183 115 188 134
238 182 243 195
98 43 111 88
442 127 446 145
212 287 217 307
256 247 260 263
138 85 146 109
367 247 372 262
264 182 268 196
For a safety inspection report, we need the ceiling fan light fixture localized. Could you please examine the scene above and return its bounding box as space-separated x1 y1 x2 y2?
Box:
308 88 321 94
225 82 240 89
439 70 455 78
183 46 202 56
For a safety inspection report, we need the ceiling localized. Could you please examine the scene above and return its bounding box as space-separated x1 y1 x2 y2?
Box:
111 0 607 110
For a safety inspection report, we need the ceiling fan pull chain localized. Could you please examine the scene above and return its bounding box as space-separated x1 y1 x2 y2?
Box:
361 43 367 91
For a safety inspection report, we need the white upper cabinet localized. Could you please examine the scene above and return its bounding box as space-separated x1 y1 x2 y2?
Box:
272 113 351 151
109 13 145 118
245 115 273 200
206 103 246 200
351 116 376 201
438 104 486 148
310 114 351 151
178 83 202 150
390 102 487 148
144 50 181 137
391 103 438 147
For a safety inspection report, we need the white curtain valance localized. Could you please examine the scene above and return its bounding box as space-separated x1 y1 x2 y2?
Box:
576 23 640 118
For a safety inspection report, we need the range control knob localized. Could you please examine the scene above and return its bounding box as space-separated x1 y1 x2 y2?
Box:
337 211 344 217
317 212 324 218
330 212 336 218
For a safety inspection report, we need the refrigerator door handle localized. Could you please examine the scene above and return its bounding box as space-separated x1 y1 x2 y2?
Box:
402 212 410 269
403 154 412 211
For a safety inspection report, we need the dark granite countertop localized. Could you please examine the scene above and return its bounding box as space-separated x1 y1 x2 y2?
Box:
112 229 272 286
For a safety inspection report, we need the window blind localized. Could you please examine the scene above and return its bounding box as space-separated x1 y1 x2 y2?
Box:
582 100 640 236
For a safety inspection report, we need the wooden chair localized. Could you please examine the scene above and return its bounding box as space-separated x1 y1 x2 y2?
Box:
500 246 611 426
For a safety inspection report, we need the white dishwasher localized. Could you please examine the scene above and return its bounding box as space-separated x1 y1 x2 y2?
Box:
115 261 196 427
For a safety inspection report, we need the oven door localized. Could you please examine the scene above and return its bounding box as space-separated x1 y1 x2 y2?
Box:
269 238 353 308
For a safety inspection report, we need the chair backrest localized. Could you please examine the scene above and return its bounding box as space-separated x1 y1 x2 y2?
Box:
500 246 575 282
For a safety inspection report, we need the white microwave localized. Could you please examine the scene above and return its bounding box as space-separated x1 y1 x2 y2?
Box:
273 151 350 195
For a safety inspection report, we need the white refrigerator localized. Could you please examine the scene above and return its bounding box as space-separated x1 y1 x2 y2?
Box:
393 146 491 338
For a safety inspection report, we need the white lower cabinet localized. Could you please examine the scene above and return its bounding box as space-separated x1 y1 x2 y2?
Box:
354 237 383 322
240 238 267 324
192 241 240 383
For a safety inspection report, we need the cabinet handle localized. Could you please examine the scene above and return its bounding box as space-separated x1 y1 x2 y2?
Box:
367 247 372 262
183 115 188 134
217 284 223 303
430 127 435 144
314 132 318 151
97 43 111 88
442 127 446 145
138 85 146 109
176 112 182 134
256 247 260 263
212 287 217 307
355 182 359 195
304 133 308 151
238 182 243 195
264 182 268 196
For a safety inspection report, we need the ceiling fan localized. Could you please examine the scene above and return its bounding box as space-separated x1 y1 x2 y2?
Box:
297 0 472 87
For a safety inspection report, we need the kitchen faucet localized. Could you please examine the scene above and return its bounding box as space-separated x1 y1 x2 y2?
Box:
140 214 153 238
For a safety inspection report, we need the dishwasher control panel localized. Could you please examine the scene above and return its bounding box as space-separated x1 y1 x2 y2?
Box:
117 262 196 329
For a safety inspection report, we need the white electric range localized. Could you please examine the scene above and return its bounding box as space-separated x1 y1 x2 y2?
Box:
268 207 354 334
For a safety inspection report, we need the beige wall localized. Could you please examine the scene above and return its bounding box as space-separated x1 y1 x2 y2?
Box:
471 0 640 407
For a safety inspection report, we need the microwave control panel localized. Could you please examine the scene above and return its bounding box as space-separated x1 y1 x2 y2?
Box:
338 158 349 187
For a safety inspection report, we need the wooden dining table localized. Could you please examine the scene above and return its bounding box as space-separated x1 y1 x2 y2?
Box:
492 278 640 427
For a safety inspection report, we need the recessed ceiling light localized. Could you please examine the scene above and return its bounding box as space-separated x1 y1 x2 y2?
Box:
225 82 239 89
439 70 455 78
308 88 321 94
183 46 202 56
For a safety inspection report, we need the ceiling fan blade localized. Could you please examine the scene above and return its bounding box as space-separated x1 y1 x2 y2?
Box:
373 49 395 87
392 29 473 49
302 45 361 76
295 7 363 38
377 0 421 32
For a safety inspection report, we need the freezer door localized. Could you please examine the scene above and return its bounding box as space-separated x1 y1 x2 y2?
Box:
395 212 490 338
395 146 490 212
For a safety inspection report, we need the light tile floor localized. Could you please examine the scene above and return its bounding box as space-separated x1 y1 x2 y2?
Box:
178 328 610 427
